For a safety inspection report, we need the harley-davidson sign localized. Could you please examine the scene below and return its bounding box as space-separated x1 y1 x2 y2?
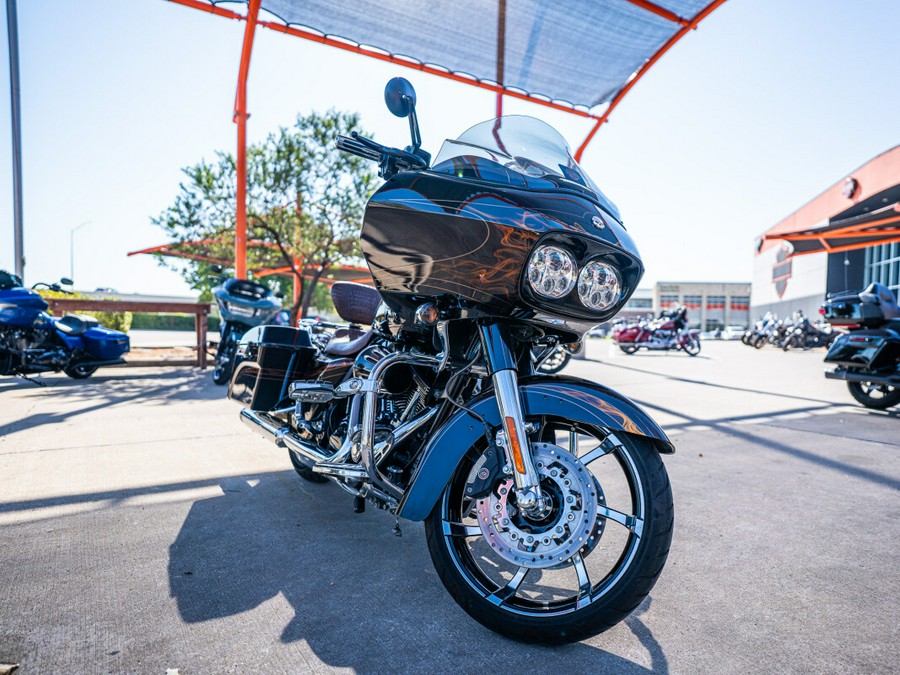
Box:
772 245 793 298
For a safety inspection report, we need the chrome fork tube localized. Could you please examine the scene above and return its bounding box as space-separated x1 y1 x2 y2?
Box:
479 324 545 515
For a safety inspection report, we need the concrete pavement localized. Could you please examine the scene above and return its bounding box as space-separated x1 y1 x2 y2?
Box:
0 341 897 673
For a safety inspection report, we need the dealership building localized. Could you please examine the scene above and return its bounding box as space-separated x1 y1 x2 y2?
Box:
752 146 900 319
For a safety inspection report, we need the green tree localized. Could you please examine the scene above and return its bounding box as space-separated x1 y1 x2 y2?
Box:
153 110 376 318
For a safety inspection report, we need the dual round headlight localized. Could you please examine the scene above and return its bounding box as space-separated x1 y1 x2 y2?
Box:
526 245 621 311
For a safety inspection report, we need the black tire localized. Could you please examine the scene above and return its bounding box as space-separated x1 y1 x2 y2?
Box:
288 448 329 482
619 344 638 355
753 335 766 349
64 364 98 379
847 381 900 409
424 420 674 644
212 334 235 385
683 337 701 356
537 349 571 374
782 336 796 352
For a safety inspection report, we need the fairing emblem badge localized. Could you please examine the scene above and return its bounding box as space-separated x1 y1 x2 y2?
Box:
591 216 605 229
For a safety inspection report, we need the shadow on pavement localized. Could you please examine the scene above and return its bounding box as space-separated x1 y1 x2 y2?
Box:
0 369 223 437
168 472 666 672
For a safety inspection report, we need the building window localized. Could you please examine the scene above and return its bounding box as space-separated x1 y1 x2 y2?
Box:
706 296 725 310
659 294 678 309
864 242 900 296
730 296 750 311
683 295 702 310
627 298 652 309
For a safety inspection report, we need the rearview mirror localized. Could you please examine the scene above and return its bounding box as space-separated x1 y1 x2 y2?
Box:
384 77 416 118
60 277 73 286
275 291 285 299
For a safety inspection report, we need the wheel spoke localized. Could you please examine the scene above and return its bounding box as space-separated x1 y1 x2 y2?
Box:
580 442 614 465
442 521 483 538
597 505 644 538
572 553 592 608
486 566 529 605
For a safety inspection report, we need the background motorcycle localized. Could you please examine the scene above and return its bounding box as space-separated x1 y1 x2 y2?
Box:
0 270 129 379
822 282 900 409
613 308 701 356
227 78 675 644
781 316 835 351
211 272 284 385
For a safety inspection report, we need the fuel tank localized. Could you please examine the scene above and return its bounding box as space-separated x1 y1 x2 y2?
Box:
0 288 49 327
359 170 643 330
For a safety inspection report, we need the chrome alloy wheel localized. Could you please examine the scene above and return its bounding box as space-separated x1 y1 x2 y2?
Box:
434 422 651 616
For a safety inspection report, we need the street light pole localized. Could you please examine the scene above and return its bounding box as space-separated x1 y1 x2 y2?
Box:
6 0 24 280
70 221 90 285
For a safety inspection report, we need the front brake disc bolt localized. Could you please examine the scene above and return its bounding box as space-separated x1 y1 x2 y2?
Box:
555 526 564 534
567 513 575 521
527 536 534 543
550 470 558 477
542 537 550 545
566 496 574 504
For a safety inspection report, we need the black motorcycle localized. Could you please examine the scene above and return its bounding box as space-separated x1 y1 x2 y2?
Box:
228 78 674 643
822 282 900 409
211 274 284 385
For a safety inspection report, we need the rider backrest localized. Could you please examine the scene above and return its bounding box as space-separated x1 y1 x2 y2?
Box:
860 283 900 319
330 282 382 326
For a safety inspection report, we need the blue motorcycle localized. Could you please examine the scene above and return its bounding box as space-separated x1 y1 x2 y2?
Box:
211 274 284 385
0 270 130 380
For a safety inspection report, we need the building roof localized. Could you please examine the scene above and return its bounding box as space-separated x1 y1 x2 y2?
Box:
759 145 900 257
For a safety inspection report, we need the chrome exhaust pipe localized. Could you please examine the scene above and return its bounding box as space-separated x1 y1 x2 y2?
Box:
239 407 330 464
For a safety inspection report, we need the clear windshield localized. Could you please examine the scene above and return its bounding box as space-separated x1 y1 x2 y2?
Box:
431 115 619 220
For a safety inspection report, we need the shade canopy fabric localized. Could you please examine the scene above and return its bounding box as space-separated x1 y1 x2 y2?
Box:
255 0 708 108
193 0 720 111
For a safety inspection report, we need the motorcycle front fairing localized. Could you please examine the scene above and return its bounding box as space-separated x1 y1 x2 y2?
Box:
360 116 644 342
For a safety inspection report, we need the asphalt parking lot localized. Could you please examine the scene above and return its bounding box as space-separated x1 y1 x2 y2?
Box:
0 341 897 674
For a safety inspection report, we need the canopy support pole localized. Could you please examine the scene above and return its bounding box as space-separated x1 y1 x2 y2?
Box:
6 0 24 280
233 0 261 280
495 0 506 118
574 0 728 162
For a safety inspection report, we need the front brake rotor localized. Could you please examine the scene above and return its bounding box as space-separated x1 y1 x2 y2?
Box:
473 442 605 570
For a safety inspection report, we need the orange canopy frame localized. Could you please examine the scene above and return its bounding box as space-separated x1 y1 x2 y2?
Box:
127 239 372 306
165 0 728 279
758 145 900 259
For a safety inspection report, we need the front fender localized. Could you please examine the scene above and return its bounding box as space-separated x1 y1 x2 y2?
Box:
398 375 672 521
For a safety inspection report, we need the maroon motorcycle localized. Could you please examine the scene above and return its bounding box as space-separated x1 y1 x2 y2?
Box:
613 307 701 356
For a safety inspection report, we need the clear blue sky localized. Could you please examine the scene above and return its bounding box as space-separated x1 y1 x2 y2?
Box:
1 0 898 296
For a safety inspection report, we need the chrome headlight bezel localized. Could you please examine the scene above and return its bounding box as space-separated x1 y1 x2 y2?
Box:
519 233 643 322
526 245 578 300
577 260 622 311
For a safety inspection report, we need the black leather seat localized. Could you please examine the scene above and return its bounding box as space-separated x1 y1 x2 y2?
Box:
55 314 99 337
324 327 376 357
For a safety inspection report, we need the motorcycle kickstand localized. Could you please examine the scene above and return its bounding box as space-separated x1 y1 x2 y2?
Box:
392 518 402 538
17 373 46 387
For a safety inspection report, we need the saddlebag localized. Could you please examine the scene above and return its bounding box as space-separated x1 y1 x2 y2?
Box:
824 328 900 369
82 326 130 360
229 325 317 411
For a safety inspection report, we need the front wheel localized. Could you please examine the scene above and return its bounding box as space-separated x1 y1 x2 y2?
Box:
682 337 701 356
618 344 638 355
212 332 236 385
847 381 900 409
424 418 673 644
